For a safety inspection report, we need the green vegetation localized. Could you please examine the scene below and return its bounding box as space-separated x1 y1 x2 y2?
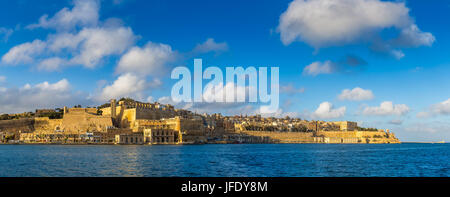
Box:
97 97 137 109
119 97 136 102
290 125 308 132
357 127 378 131
244 124 309 132
2 135 15 143
97 103 111 109
0 112 34 120
36 111 63 119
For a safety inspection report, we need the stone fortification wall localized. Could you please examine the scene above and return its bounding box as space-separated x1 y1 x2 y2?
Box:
0 118 35 133
135 108 176 120
240 131 315 143
34 117 63 133
240 130 400 144
316 131 400 144
62 112 113 134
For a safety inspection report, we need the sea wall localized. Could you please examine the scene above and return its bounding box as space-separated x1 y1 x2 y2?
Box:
240 131 315 143
240 130 400 144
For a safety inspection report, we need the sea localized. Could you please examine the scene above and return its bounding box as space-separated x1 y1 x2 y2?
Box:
0 143 448 177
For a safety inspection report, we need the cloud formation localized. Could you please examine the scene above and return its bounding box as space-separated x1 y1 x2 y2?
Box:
2 40 47 65
0 79 89 114
363 101 409 116
27 0 100 31
417 98 450 118
193 38 229 54
338 87 374 101
1 0 180 105
2 0 137 70
302 61 336 76
116 42 175 76
278 0 434 58
313 102 346 119
96 73 148 102
303 55 368 76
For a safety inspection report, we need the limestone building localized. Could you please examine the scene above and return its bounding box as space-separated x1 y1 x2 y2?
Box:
100 99 177 130
333 121 357 131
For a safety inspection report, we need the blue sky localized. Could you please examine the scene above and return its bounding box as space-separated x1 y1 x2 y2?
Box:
0 0 450 142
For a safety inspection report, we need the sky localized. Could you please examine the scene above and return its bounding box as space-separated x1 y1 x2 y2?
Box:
0 0 449 142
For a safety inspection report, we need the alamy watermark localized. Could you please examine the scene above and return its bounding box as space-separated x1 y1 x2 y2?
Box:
170 59 279 113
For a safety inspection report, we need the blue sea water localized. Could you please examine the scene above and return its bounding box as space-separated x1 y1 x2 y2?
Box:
0 143 448 177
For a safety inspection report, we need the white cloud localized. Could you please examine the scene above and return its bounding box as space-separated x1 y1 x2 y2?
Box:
338 87 374 101
32 79 71 91
116 42 175 76
97 73 148 102
278 0 434 57
158 96 178 104
363 101 409 116
146 96 154 103
400 120 450 142
302 60 336 76
394 24 435 47
27 0 100 31
429 98 450 115
38 57 67 71
2 26 136 69
0 79 89 114
68 26 136 68
391 50 405 60
1 40 47 65
313 102 346 119
0 76 6 83
417 98 450 118
2 0 137 70
193 38 229 54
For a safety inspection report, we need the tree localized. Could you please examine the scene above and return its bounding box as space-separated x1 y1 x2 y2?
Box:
119 97 136 103
0 114 11 120
97 103 111 109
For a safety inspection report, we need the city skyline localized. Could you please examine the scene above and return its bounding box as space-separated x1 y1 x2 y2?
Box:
1 0 450 142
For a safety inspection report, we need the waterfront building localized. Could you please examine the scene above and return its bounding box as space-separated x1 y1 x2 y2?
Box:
143 128 177 144
115 133 144 145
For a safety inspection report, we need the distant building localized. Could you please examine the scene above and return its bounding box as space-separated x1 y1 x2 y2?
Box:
333 121 357 131
35 109 56 117
115 133 144 145
143 128 177 144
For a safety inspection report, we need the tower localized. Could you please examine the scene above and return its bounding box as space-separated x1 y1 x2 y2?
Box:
110 99 116 119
